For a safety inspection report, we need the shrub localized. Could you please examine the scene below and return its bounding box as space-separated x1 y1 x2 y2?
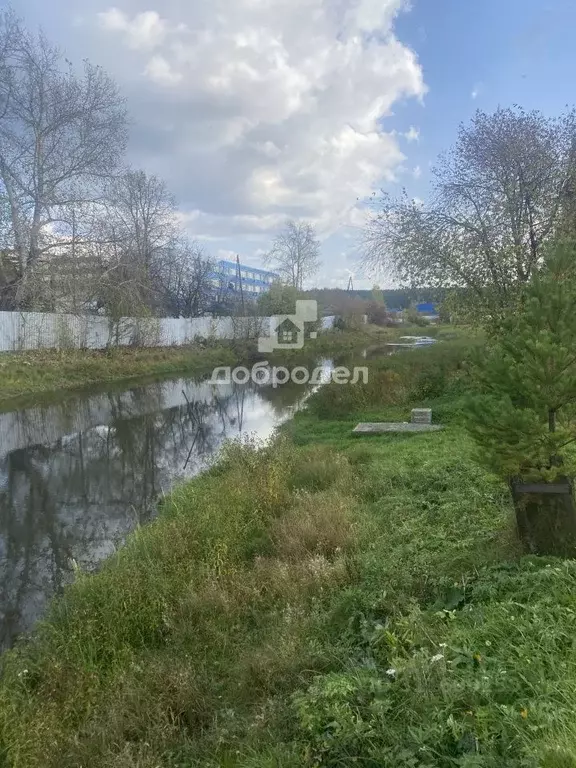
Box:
307 370 406 419
366 301 389 326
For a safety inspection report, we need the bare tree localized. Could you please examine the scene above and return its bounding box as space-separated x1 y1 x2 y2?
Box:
363 107 576 320
105 170 177 275
94 169 179 315
160 240 215 317
265 220 321 289
0 13 127 306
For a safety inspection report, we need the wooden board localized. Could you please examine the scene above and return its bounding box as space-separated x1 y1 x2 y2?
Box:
513 483 572 495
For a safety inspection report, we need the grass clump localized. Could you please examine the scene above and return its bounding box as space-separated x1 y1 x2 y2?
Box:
270 489 357 560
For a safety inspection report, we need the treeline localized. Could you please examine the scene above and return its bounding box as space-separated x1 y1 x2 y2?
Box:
305 287 446 313
0 11 221 318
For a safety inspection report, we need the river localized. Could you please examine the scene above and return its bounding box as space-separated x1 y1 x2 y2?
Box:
0 368 328 650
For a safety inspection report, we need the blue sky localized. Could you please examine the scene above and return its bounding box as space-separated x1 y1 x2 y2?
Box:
393 0 576 200
13 0 576 288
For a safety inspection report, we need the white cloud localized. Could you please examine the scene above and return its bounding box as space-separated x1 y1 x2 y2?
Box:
405 125 420 142
179 210 289 240
412 164 421 178
216 249 237 261
98 9 167 49
94 0 426 280
144 55 183 85
471 83 482 100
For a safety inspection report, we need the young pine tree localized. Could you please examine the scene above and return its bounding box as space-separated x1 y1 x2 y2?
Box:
467 242 576 483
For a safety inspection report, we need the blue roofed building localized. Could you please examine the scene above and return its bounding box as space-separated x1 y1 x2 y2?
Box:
416 302 439 321
211 259 280 302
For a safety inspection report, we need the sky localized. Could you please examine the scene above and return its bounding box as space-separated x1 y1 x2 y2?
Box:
13 0 576 288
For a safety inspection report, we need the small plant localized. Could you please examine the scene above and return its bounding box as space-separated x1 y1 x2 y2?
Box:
55 314 76 349
366 301 389 326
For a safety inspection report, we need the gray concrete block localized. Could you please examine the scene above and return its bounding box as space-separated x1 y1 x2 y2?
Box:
411 408 432 424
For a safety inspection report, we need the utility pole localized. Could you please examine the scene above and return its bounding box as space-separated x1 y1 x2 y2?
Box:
236 254 245 315
347 275 354 292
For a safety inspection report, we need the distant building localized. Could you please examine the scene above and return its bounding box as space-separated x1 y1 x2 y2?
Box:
211 260 279 302
416 302 440 322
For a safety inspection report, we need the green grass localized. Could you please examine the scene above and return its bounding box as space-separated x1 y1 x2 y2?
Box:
2 330 576 767
0 327 380 409
0 345 241 408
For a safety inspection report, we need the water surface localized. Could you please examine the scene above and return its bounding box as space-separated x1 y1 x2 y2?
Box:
0 372 321 650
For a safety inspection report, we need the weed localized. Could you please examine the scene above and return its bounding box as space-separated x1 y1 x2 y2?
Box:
270 490 357 560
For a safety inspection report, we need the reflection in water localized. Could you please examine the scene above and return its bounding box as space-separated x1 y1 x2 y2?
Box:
0 372 320 650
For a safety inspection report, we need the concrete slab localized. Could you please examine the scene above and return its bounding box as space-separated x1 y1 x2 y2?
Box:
353 422 444 434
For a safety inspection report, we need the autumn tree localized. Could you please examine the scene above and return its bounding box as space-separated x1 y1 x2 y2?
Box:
265 220 321 290
0 12 127 306
364 107 576 325
94 170 179 315
160 241 215 318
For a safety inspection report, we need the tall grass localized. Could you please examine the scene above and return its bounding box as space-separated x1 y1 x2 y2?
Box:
0 345 239 405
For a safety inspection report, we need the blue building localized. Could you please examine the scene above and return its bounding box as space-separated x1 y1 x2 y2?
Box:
212 259 279 301
416 302 440 321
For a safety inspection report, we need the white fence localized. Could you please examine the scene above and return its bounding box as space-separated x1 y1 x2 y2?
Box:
0 311 336 352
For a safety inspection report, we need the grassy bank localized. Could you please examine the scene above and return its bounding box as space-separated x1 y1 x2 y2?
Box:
0 345 241 406
0 325 390 408
3 333 575 767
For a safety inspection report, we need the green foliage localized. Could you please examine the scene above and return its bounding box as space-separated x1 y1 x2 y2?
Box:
370 284 385 306
332 316 346 332
307 369 406 420
292 559 576 768
366 300 389 326
467 243 576 481
257 284 302 316
404 304 429 326
304 334 479 420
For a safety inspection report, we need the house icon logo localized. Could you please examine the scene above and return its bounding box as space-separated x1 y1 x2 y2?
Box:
258 300 318 353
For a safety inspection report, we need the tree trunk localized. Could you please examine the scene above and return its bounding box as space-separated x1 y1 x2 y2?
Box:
549 408 556 433
510 477 576 557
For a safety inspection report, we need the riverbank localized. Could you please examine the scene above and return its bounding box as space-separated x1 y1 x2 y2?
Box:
3 334 573 767
0 345 241 407
0 325 392 408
